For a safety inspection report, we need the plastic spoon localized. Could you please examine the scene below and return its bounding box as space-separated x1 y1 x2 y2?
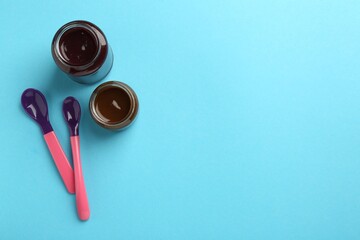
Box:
21 88 75 194
63 97 90 221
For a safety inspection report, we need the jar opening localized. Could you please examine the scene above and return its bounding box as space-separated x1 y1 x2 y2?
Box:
89 81 139 130
57 25 99 66
94 86 132 124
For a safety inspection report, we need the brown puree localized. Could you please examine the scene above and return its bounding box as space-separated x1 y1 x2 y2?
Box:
59 27 98 66
94 87 131 123
52 20 113 84
90 81 139 130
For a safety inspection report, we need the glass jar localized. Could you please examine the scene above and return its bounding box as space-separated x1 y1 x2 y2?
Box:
89 81 139 130
52 20 113 84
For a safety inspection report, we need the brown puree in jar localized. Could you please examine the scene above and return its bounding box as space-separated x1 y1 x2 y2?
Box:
89 81 139 130
52 20 113 84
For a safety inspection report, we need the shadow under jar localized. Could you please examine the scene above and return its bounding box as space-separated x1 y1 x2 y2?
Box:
89 81 139 131
52 20 113 84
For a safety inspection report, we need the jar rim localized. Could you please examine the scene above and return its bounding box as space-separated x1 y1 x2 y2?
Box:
89 81 139 130
51 20 109 77
54 23 101 68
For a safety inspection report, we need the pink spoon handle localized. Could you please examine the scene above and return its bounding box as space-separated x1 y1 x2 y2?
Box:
70 136 90 221
44 131 75 194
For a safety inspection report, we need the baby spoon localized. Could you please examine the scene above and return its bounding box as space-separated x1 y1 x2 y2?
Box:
21 88 75 194
63 97 90 221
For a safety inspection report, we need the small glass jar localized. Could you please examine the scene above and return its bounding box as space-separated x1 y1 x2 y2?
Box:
51 20 113 84
89 81 139 130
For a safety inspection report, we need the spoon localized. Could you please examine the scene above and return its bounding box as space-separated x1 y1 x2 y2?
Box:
63 97 90 221
21 88 75 194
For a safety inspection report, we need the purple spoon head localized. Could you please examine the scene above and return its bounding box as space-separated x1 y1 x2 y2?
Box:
63 96 81 136
21 88 53 134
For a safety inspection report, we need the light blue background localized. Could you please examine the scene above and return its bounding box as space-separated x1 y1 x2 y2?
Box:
1 0 360 239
